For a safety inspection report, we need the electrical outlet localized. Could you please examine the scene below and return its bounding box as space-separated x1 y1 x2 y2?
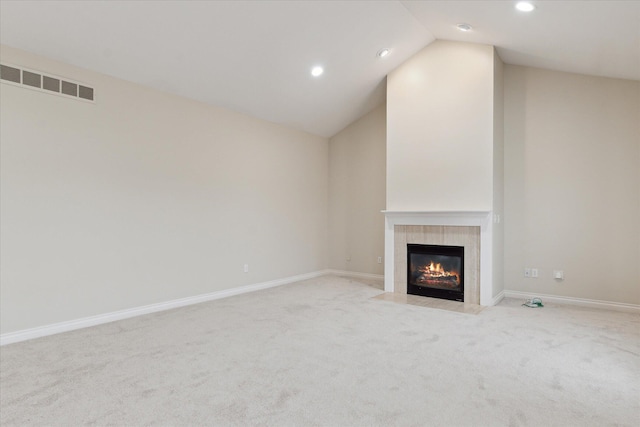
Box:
377 256 382 264
243 264 249 273
524 268 531 278
531 268 539 278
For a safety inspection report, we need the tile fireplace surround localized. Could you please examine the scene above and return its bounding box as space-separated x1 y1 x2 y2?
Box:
383 211 494 306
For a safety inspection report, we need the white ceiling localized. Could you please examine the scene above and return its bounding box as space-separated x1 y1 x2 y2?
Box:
1 1 639 137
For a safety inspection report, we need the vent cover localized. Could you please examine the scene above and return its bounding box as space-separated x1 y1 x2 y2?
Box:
0 63 94 102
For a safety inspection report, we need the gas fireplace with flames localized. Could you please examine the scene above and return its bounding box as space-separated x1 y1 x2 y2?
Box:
407 244 464 302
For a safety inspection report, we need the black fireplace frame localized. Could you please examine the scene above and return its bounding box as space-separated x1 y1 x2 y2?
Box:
407 244 465 302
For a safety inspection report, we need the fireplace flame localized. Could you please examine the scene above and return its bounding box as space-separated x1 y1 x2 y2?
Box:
428 261 445 274
418 262 460 285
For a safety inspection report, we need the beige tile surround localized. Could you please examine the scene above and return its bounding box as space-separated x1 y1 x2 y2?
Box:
394 225 480 304
373 292 484 315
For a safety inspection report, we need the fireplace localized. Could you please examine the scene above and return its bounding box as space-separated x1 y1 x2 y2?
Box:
407 244 464 302
383 212 489 305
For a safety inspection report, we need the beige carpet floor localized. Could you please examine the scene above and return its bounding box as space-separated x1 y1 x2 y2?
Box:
1 275 638 426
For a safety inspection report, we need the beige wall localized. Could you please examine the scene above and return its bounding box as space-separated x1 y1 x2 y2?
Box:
492 50 505 298
504 65 640 304
5 41 637 339
0 45 329 334
386 40 495 211
328 104 386 275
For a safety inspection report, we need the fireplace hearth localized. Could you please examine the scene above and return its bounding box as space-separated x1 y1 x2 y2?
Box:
407 244 464 302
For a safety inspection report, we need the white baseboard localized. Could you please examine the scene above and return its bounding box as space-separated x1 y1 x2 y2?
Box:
14 273 634 346
0 270 329 346
490 291 505 306
503 290 640 313
325 269 384 281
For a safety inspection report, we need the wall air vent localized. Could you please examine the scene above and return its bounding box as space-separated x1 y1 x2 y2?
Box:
0 63 94 102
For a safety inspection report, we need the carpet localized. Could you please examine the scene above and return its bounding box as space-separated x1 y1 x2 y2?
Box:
1 275 638 426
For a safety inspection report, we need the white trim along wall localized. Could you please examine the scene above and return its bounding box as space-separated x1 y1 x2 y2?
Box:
3 269 637 346
0 271 330 346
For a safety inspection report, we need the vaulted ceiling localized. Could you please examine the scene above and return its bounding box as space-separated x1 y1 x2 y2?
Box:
1 1 638 137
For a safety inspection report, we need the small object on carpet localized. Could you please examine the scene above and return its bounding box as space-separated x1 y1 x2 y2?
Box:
522 298 544 308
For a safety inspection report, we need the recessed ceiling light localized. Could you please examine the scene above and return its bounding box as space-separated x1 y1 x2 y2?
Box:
515 2 535 12
311 66 324 77
457 23 473 32
377 48 390 58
